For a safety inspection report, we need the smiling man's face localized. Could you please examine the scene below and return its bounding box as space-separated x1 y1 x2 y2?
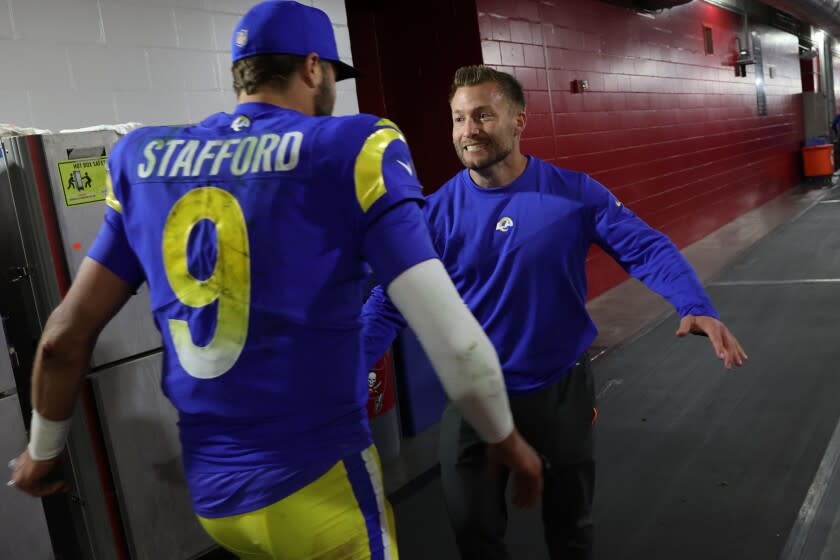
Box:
450 81 523 171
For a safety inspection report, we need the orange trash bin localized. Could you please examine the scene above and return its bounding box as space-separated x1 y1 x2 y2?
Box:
802 144 835 176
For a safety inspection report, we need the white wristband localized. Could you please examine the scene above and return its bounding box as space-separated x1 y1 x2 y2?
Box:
28 410 71 461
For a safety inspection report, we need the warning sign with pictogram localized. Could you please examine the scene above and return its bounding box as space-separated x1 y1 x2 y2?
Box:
57 157 108 207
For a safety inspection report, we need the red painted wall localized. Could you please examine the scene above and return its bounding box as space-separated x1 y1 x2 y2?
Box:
476 0 803 298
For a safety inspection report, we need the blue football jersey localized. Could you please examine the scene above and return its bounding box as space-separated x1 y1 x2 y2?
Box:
88 102 431 516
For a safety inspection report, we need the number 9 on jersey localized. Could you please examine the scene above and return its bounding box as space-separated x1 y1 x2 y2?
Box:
162 187 251 379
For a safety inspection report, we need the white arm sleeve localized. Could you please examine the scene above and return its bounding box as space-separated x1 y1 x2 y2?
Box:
386 258 513 443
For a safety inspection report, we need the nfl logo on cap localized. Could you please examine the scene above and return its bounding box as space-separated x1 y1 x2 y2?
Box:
235 29 248 48
230 1 361 81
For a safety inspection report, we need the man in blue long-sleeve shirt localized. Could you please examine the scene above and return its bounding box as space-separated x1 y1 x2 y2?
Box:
362 65 746 559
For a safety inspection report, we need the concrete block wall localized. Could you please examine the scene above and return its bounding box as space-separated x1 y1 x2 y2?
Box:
0 0 358 131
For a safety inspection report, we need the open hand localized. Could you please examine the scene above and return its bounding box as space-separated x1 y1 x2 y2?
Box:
676 315 747 369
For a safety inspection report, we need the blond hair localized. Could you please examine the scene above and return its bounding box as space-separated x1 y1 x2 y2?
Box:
448 65 526 111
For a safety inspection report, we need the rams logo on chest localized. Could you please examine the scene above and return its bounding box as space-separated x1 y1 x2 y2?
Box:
496 216 514 233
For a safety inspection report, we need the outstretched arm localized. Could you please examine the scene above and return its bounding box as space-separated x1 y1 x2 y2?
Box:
588 177 746 368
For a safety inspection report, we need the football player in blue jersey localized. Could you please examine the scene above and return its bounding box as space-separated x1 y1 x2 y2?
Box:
361 65 748 559
9 5 544 559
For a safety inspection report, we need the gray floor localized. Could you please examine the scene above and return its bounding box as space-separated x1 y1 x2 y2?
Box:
388 183 840 559
593 283 840 560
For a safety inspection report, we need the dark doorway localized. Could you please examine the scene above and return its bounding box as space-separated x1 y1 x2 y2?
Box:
801 53 820 93
346 0 483 194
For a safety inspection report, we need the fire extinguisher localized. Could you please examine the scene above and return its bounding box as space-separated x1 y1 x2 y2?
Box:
367 349 396 418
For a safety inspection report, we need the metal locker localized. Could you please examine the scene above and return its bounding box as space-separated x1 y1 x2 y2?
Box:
1 132 215 559
90 354 215 560
18 132 161 367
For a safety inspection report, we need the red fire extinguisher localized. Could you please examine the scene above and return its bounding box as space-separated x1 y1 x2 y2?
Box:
367 349 396 418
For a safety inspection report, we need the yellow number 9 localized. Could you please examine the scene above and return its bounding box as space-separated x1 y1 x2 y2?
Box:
162 187 250 379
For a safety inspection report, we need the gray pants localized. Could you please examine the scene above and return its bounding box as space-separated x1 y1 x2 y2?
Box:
439 356 596 559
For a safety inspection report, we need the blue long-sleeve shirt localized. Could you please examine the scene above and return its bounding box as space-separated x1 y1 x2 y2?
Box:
361 156 718 394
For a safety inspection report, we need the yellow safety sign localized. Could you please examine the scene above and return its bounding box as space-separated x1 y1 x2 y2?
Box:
57 157 108 207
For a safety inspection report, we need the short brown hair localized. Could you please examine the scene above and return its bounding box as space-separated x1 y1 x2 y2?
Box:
232 54 330 96
448 65 526 111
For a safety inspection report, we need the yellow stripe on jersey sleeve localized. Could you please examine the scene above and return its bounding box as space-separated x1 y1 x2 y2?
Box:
104 172 123 214
354 127 406 213
375 118 401 131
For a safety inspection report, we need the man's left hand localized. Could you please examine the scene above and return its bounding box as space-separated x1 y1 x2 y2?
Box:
676 315 747 369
